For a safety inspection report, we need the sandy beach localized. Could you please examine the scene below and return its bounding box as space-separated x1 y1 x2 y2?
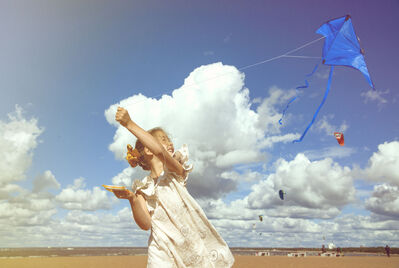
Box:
0 255 397 268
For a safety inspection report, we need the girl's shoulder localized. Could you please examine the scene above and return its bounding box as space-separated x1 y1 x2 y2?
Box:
132 175 156 198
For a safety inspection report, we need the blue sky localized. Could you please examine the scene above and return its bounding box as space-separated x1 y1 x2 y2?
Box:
1 0 398 248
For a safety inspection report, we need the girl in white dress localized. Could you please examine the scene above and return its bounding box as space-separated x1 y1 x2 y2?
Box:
114 107 235 268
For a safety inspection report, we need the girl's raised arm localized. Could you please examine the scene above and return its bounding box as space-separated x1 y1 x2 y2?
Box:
115 107 185 176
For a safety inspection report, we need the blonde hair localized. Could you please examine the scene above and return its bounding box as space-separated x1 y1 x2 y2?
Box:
128 127 169 171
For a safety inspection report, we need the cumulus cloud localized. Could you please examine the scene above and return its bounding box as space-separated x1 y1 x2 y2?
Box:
247 154 355 219
0 105 43 185
221 170 264 183
255 86 296 134
56 178 116 211
0 106 61 229
365 184 399 218
0 183 24 200
363 141 399 186
195 197 390 248
104 63 298 198
193 197 323 238
110 166 151 189
0 105 148 247
201 195 399 247
215 150 265 168
0 202 57 227
259 133 300 148
111 167 135 187
0 207 150 247
33 170 60 192
0 187 58 227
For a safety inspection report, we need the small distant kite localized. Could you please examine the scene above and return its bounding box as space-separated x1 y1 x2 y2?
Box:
280 15 375 142
259 215 263 222
334 132 344 146
279 190 286 200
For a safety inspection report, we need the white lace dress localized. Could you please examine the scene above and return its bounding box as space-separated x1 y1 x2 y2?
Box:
132 145 235 268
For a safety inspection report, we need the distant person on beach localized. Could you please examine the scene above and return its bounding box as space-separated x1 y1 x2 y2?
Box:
113 107 234 267
321 244 326 253
385 245 391 257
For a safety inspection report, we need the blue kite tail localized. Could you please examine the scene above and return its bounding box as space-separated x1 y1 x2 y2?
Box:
279 62 320 125
293 65 334 143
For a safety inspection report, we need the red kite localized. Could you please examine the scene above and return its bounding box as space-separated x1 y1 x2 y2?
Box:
334 132 344 146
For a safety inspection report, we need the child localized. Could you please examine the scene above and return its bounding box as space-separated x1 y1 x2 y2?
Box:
114 107 235 268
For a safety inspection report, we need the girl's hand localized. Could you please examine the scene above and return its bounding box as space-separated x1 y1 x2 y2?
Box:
173 151 183 164
113 189 135 201
115 107 132 127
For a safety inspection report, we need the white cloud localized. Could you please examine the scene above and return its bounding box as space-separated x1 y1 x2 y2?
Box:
221 170 264 183
303 146 356 160
365 184 399 218
56 178 116 211
0 183 24 200
33 170 60 192
196 198 323 234
194 197 396 247
361 88 389 105
111 166 149 188
260 133 300 148
315 115 348 136
3 202 398 247
0 106 61 229
111 167 134 187
65 210 101 225
0 105 43 185
247 154 355 219
255 86 296 134
215 150 265 168
0 206 151 247
0 191 58 227
364 141 399 186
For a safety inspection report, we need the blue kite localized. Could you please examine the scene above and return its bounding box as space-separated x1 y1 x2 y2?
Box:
280 15 375 142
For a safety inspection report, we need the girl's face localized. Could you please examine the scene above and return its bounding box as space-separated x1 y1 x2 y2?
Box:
153 130 174 156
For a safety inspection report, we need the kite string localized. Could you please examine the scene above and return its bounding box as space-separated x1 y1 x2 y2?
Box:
239 36 325 71
127 36 325 104
281 55 321 59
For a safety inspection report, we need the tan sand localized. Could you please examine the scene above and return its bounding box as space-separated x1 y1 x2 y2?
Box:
0 255 397 268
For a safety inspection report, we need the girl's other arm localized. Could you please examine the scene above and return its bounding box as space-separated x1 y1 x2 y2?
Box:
113 189 151 231
129 193 151 231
